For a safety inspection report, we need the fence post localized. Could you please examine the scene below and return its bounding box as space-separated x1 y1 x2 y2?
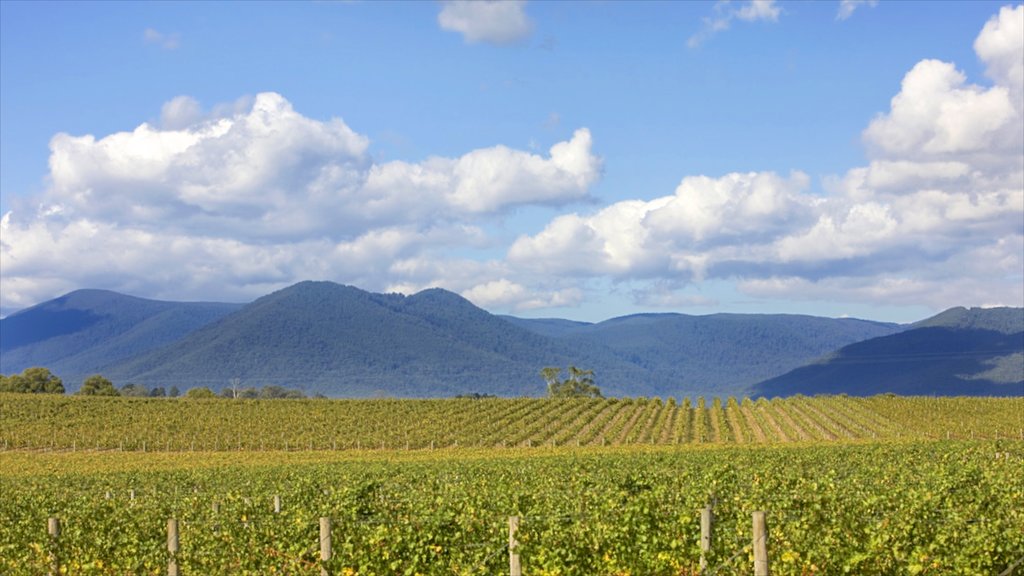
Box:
47 517 60 576
274 495 281 514
509 516 522 576
700 505 713 572
753 511 768 576
320 517 332 576
167 518 179 576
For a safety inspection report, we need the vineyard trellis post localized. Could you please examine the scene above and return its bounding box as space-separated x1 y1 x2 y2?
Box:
167 518 179 576
47 517 59 576
319 517 332 576
753 511 769 576
509 516 522 576
700 505 713 572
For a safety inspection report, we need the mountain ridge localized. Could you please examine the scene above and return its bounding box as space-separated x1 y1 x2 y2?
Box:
2 282 1018 398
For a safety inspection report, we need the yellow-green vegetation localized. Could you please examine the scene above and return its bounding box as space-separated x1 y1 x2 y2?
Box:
2 394 1022 452
1 442 1022 575
1 394 1022 575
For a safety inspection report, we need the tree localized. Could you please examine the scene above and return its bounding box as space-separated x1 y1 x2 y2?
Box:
542 365 602 398
168 386 180 398
149 387 166 397
79 375 119 396
0 374 25 393
3 367 65 394
120 383 149 397
184 386 216 399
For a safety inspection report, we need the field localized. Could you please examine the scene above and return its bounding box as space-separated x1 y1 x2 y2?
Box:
1 394 1022 575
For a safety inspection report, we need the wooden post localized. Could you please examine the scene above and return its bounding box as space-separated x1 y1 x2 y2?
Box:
700 505 713 572
509 516 522 576
753 511 768 576
47 517 60 576
273 495 281 514
319 517 332 576
167 518 179 576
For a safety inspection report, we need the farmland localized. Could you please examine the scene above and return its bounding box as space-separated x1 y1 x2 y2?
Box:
1 394 1022 575
2 394 1023 451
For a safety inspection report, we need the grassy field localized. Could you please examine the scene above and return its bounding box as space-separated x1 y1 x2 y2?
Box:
1 394 1022 575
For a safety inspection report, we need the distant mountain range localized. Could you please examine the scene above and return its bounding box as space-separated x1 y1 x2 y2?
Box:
1 282 1020 397
754 306 1024 397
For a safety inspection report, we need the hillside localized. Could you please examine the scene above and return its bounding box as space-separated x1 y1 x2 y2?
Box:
754 307 1024 397
7 283 1017 398
511 312 901 396
101 282 657 397
0 290 242 385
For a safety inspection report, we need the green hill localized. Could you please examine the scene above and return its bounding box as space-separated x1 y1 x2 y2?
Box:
754 307 1024 397
0 290 241 386
512 312 901 396
102 282 648 397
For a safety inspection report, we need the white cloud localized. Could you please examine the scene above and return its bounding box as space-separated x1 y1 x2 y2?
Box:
974 5 1024 98
4 6 1022 319
461 279 583 311
512 6 1023 312
862 59 1019 159
0 92 601 312
688 0 781 48
438 0 533 45
143 28 179 50
508 171 814 279
160 96 203 130
836 0 878 21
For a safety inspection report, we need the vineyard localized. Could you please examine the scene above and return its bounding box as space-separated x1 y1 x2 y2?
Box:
1 442 1023 575
2 394 1022 451
1 394 1022 575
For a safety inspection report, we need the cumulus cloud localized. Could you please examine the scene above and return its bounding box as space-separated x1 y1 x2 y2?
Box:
688 0 780 48
4 6 1022 319
509 171 815 279
438 0 533 45
513 5 1023 312
0 92 601 311
836 0 878 21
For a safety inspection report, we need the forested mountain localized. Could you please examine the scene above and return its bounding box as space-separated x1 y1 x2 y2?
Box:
4 283 1017 398
98 282 657 397
0 289 242 386
754 307 1024 397
510 313 901 396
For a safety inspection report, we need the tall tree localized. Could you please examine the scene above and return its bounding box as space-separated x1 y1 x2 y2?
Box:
2 367 65 394
79 375 119 396
543 365 602 398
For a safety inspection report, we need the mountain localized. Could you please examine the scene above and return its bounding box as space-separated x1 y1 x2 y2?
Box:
99 282 657 397
0 289 243 386
6 283 1014 398
510 312 902 397
753 307 1024 397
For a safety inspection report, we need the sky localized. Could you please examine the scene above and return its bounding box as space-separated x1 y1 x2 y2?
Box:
1 0 1022 323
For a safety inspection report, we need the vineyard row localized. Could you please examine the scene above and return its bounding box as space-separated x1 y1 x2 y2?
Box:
1 394 1022 452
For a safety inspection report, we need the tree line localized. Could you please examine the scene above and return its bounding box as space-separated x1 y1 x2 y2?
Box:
0 367 311 399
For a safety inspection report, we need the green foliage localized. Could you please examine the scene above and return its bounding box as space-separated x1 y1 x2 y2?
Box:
544 366 603 398
119 383 149 397
0 367 64 394
78 375 118 396
0 442 1021 574
184 387 216 399
1 394 1021 451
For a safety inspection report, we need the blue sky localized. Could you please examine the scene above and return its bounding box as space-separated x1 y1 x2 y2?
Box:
1 0 1022 323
